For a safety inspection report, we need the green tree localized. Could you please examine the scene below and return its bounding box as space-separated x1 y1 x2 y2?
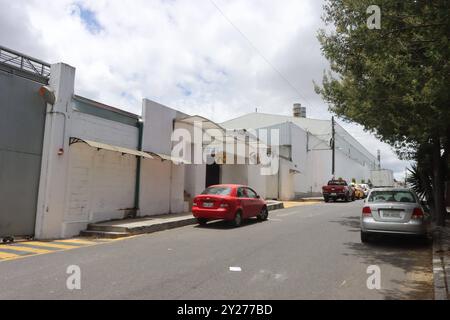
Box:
315 0 450 225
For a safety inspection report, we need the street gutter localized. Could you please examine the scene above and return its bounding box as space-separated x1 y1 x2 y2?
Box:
432 225 450 300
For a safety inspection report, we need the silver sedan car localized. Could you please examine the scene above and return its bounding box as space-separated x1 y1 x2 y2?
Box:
360 188 430 243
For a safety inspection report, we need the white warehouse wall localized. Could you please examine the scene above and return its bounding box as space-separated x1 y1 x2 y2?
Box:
140 99 187 216
248 165 267 198
63 143 136 237
62 105 140 237
185 164 206 198
290 124 309 196
221 165 248 185
70 110 139 149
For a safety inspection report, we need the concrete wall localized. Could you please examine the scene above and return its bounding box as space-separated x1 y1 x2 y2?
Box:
248 165 267 199
35 63 76 239
139 159 170 215
63 143 136 237
279 158 295 200
35 64 189 239
185 164 206 198
139 99 186 216
71 110 138 149
221 165 248 185
265 173 279 200
142 99 177 155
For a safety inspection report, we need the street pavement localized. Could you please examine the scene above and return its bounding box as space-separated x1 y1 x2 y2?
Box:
0 201 433 300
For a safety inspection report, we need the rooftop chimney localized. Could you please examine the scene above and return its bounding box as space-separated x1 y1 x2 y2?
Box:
293 103 306 118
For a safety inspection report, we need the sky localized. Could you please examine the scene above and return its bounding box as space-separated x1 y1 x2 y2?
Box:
0 0 411 179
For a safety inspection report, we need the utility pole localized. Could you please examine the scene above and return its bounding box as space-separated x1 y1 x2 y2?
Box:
331 116 335 177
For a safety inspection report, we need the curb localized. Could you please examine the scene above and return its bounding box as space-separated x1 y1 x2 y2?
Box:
128 218 198 236
433 227 449 300
82 217 198 239
267 202 284 211
298 198 324 203
83 202 287 239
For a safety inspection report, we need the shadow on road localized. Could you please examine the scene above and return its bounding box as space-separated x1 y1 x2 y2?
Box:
331 215 434 300
330 216 361 232
194 218 261 230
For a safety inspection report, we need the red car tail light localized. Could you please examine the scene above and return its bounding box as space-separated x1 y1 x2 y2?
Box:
219 202 229 208
412 208 424 219
362 206 372 217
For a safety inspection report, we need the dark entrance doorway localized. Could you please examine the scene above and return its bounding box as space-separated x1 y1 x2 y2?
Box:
206 163 221 187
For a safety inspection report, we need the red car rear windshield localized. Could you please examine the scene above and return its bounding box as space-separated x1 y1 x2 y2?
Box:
202 187 232 196
328 180 347 186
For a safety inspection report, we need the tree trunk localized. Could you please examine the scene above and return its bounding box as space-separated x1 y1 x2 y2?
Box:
432 137 446 226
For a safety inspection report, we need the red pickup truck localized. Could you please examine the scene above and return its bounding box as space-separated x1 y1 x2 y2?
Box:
322 179 355 202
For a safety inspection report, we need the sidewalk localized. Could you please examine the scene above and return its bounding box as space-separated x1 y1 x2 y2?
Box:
433 221 450 300
81 201 285 238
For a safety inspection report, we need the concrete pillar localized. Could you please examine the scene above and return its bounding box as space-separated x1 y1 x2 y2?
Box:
35 63 75 239
185 164 206 198
141 99 186 215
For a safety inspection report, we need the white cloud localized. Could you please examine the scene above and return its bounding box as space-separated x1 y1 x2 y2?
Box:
0 0 410 178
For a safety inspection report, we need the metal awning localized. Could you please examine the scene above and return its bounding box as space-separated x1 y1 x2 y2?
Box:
176 115 225 131
146 151 191 164
69 137 154 159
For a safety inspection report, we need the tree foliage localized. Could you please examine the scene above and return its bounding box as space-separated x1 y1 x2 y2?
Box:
316 0 450 158
316 0 450 224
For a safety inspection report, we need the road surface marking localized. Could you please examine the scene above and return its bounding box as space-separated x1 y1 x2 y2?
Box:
19 242 78 249
0 251 22 260
0 238 116 262
229 267 242 272
4 245 52 254
57 239 100 245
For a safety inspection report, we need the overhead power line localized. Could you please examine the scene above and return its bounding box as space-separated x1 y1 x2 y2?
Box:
209 0 317 109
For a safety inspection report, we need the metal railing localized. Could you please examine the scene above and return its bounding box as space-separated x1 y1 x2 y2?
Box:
0 45 50 78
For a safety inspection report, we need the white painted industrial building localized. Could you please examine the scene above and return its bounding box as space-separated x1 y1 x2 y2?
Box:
220 105 378 200
30 62 267 239
1 47 378 240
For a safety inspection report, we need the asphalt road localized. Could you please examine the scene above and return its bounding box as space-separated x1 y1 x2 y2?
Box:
0 201 433 300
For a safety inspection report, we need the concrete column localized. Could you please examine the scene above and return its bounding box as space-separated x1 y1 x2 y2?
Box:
35 63 75 239
185 164 206 198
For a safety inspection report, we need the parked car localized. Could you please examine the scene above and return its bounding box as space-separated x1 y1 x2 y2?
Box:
360 188 430 243
360 184 370 198
352 184 366 200
322 179 355 202
192 184 268 227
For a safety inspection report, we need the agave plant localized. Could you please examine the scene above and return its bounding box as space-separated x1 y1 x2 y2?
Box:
407 163 433 203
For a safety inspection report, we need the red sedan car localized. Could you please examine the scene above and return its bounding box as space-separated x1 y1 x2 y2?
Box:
192 184 268 227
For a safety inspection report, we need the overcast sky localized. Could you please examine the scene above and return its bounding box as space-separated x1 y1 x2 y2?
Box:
0 0 411 179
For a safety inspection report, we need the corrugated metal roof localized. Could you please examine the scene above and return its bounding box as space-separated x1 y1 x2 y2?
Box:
221 113 332 137
221 113 377 164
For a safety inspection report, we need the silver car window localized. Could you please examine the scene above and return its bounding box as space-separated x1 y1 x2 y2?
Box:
368 191 416 203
